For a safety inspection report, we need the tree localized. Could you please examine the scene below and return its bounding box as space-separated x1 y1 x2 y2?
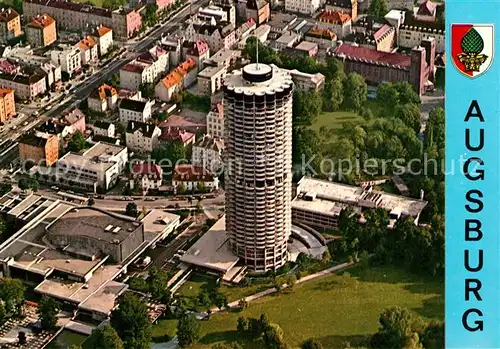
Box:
152 140 186 172
87 198 95 206
302 338 323 349
321 250 332 265
125 202 138 217
376 82 399 116
212 343 243 349
88 324 124 349
237 316 248 333
67 131 87 153
238 298 248 310
243 37 279 65
0 302 5 324
128 276 148 292
343 73 367 111
263 323 285 349
421 320 444 349
215 293 228 310
371 307 414 349
0 278 25 314
368 0 388 17
0 183 12 195
148 265 169 298
18 178 39 191
177 314 200 347
394 103 421 134
323 77 344 111
143 4 159 26
38 295 60 331
110 293 152 349
139 82 155 98
102 0 126 9
293 90 323 126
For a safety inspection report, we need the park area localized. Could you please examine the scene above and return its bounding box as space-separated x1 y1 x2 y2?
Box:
152 265 443 348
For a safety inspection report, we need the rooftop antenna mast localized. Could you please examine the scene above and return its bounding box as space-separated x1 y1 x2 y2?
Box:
255 35 259 70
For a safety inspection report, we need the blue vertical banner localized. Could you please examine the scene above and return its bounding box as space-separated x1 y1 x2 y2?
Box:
446 1 500 348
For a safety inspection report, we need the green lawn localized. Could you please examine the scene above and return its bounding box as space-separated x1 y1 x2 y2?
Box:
311 111 364 144
152 319 179 343
46 329 87 349
184 266 443 349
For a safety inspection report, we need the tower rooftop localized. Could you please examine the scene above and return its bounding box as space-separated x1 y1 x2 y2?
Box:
224 63 293 94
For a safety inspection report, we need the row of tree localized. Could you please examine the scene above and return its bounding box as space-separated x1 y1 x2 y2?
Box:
237 313 286 349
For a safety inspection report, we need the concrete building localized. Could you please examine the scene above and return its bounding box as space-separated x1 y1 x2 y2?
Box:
125 120 161 153
155 58 197 102
192 135 224 172
0 7 21 44
185 21 236 54
119 45 169 90
119 98 153 123
172 164 219 191
347 17 397 53
129 162 163 193
304 28 337 49
206 102 224 138
0 88 15 122
224 63 293 271
393 10 445 53
22 0 142 39
285 0 321 15
331 37 436 95
35 108 86 150
78 36 98 66
197 65 227 96
0 72 46 100
88 84 118 113
292 177 428 230
293 41 319 57
284 66 325 91
19 132 59 167
317 10 352 38
205 48 240 69
42 142 128 192
274 33 300 51
50 44 82 77
91 25 113 57
93 120 115 138
197 3 236 25
182 40 210 73
245 0 270 25
26 14 57 47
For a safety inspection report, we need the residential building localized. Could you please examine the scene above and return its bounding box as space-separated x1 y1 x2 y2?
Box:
205 48 240 68
0 59 19 75
51 44 82 77
317 10 352 38
292 177 427 230
78 36 98 66
325 0 357 21
155 0 176 11
155 58 197 102
347 17 397 53
268 13 298 36
160 127 195 146
197 4 236 25
330 37 436 95
93 120 115 138
237 23 270 49
224 63 293 271
0 72 46 100
386 0 413 10
235 18 256 42
281 65 325 91
415 0 438 21
185 21 236 53
392 10 444 52
125 120 161 153
26 13 57 48
292 41 318 56
198 65 227 95
172 164 219 191
19 132 59 166
119 98 153 123
245 0 270 25
0 8 21 44
285 0 321 15
192 135 224 172
23 0 142 39
0 88 15 122
274 33 300 51
88 84 118 113
53 142 128 191
304 28 337 49
206 103 224 138
182 40 210 73
129 162 163 193
91 25 113 56
160 36 182 67
119 45 169 90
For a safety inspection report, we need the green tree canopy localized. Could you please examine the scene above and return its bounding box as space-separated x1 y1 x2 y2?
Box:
67 131 87 153
343 73 367 111
371 307 414 349
38 295 60 330
87 324 124 349
110 293 152 349
368 0 388 17
148 265 169 299
177 314 200 347
125 202 138 218
302 338 323 349
0 277 25 314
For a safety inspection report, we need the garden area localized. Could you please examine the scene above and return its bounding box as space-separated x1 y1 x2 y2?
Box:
172 265 444 349
45 329 87 349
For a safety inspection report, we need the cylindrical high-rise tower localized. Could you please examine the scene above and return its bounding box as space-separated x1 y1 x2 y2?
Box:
223 63 293 272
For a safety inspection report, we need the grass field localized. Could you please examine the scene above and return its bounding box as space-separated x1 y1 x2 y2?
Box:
169 266 444 349
310 111 364 144
46 329 87 349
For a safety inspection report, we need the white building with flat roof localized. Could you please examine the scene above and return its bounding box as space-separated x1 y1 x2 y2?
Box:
292 177 428 230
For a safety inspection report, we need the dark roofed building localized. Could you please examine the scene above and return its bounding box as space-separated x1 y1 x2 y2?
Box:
325 0 358 20
245 0 270 25
125 120 161 152
119 98 153 123
19 132 59 166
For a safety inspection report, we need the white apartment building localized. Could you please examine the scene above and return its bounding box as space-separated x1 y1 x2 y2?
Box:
125 121 161 153
54 142 128 192
93 121 115 138
78 36 98 66
0 73 46 100
119 98 153 123
185 20 236 54
129 162 163 193
197 4 236 25
50 44 82 76
399 26 444 52
206 103 224 138
88 84 118 113
91 25 114 56
172 164 219 191
197 65 227 96
285 0 321 15
192 135 224 172
119 46 169 90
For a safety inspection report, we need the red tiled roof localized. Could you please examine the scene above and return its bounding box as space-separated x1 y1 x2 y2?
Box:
160 58 197 88
159 114 204 128
373 24 392 41
334 44 411 67
319 10 351 25
122 63 146 73
173 164 215 182
160 128 195 144
78 36 97 51
93 25 112 37
0 88 13 97
131 162 163 178
91 84 117 100
27 13 55 29
306 28 336 40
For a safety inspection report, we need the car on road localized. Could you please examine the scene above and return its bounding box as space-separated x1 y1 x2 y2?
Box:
22 121 28 126
32 111 39 117
11 125 16 130
45 105 52 111
51 186 59 190
145 197 156 201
